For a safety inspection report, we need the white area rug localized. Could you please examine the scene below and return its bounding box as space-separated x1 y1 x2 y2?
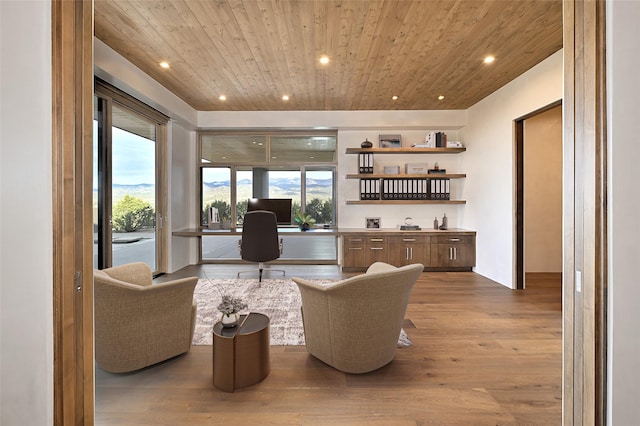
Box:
192 277 412 347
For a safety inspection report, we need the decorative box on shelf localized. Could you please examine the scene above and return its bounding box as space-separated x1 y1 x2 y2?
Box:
383 165 400 174
405 163 428 174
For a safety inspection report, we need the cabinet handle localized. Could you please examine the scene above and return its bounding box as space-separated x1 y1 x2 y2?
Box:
406 247 410 260
370 247 384 250
449 238 460 242
348 247 362 251
350 238 363 242
402 238 416 242
410 247 413 260
449 247 453 260
454 247 457 260
370 238 384 242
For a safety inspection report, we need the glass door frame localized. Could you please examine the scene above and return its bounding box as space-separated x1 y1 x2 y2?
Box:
94 79 169 274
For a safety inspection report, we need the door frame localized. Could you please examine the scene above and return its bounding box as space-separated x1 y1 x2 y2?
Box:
563 0 608 423
52 0 94 423
94 78 170 274
52 0 609 423
514 100 562 290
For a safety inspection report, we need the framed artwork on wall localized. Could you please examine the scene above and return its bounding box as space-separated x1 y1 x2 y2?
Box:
379 134 402 148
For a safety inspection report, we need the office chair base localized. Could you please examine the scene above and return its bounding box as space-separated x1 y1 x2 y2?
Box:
237 262 286 283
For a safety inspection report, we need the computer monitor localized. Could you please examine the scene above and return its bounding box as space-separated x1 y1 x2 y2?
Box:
246 198 292 225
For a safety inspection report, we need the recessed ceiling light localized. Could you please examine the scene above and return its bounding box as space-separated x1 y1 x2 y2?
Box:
159 61 170 69
319 55 330 65
392 95 399 100
483 55 495 64
282 95 290 101
219 95 226 101
438 95 445 100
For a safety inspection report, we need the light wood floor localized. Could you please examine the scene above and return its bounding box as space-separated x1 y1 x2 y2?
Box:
95 266 562 425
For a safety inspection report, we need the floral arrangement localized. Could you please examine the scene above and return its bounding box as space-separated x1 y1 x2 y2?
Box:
217 295 248 315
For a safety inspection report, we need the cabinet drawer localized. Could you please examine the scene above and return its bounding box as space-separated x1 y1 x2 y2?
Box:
431 235 474 245
387 235 431 245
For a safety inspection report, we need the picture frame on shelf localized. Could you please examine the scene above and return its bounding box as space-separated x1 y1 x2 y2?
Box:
365 217 381 229
378 134 402 148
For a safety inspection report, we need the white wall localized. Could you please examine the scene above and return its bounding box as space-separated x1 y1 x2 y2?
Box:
607 1 640 423
168 122 198 272
198 109 466 130
337 129 465 230
460 50 563 288
0 1 53 424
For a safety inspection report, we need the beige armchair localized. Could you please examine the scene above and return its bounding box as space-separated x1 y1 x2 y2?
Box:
94 262 198 373
292 262 423 374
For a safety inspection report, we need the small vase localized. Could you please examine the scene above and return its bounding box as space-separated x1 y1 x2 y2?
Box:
221 312 240 328
300 223 310 231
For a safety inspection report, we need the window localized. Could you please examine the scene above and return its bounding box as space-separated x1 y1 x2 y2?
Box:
94 79 169 273
199 131 337 228
198 131 338 262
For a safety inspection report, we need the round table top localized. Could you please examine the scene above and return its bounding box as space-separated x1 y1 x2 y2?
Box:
213 312 269 338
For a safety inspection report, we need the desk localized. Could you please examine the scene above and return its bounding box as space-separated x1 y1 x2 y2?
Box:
172 227 339 237
212 313 270 392
173 228 339 263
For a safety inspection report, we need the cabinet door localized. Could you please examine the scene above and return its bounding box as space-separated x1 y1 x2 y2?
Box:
387 236 430 267
431 235 476 268
342 236 367 269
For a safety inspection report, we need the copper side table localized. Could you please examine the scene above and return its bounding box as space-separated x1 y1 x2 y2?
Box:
212 312 270 392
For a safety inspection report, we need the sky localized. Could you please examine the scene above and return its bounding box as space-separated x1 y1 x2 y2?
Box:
93 122 156 187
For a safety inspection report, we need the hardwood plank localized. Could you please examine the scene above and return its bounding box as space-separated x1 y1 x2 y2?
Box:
96 268 561 424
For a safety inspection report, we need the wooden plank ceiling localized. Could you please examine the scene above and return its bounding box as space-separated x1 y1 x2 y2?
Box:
94 0 562 111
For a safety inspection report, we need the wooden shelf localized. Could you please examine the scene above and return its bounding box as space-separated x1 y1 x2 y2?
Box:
345 173 466 179
345 147 465 154
346 200 466 205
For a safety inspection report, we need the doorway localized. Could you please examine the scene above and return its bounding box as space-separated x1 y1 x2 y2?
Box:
93 80 169 274
515 101 563 289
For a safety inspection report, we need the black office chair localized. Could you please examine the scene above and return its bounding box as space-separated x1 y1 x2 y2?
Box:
237 210 285 282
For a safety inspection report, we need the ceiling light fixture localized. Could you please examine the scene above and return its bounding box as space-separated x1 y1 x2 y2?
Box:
438 95 445 100
319 55 330 65
282 95 290 101
219 95 226 101
159 61 170 69
392 95 398 100
483 55 495 64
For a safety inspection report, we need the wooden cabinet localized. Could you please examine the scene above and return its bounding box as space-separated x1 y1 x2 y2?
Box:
342 234 390 268
341 230 474 272
342 235 368 269
365 236 389 265
430 234 476 269
345 147 466 205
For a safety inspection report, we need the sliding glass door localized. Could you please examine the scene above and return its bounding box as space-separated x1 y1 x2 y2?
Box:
94 81 168 273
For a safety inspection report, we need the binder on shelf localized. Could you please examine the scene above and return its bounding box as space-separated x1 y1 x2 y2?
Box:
358 153 374 174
